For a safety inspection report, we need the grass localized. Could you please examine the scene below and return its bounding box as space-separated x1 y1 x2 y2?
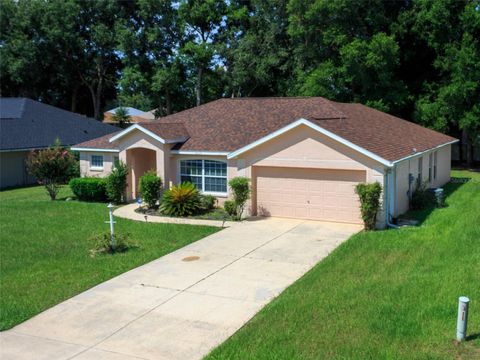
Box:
0 186 220 331
206 170 480 360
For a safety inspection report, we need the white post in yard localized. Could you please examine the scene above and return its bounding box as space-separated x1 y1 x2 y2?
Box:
456 296 470 341
107 203 116 250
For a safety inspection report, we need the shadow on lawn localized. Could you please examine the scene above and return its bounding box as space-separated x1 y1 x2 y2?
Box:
399 177 468 225
466 333 480 342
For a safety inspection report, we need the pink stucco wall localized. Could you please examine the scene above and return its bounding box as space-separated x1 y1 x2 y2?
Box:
232 124 387 226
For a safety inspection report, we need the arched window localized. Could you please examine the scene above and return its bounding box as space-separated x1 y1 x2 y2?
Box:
179 159 227 194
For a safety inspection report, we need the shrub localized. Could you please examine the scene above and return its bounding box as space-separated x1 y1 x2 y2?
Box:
106 161 129 203
200 194 217 211
25 139 78 200
160 182 201 216
355 182 382 230
69 177 107 201
411 181 436 210
139 171 162 208
228 177 250 220
223 200 237 217
90 232 137 255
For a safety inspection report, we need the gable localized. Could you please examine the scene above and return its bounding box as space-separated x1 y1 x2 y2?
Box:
238 123 386 172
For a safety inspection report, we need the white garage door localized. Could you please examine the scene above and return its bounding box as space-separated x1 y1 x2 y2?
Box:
255 167 365 223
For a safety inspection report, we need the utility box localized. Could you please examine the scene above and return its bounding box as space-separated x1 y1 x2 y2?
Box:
434 188 444 207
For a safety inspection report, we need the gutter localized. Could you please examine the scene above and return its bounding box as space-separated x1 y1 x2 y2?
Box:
385 168 400 229
391 139 458 165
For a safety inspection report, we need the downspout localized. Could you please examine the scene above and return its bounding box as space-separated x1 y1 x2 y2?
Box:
386 167 400 229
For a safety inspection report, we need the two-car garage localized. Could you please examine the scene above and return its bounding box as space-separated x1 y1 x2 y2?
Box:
253 167 365 224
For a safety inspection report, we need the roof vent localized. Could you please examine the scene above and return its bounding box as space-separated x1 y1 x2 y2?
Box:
412 148 417 153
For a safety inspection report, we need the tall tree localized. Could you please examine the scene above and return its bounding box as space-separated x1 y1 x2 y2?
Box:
413 0 480 166
178 0 227 106
72 0 121 119
222 0 292 97
116 0 184 114
287 0 409 113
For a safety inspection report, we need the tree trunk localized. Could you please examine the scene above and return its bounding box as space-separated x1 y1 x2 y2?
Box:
462 128 472 167
166 89 172 115
94 76 103 120
71 85 78 113
196 67 203 106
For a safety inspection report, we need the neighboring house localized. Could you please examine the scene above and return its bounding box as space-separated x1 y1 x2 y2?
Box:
103 107 155 124
0 98 118 189
72 97 457 228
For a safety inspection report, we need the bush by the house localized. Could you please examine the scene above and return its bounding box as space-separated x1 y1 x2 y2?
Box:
411 181 436 210
106 161 129 203
228 177 251 220
223 200 237 217
160 182 201 217
355 182 382 230
90 232 137 256
69 177 107 202
25 139 78 200
139 171 162 208
200 194 217 211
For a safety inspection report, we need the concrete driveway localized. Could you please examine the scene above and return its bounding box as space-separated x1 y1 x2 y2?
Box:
0 217 361 360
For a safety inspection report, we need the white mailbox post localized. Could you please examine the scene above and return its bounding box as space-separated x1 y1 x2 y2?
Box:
107 203 116 250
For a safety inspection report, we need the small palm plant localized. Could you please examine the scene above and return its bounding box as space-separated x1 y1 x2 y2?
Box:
112 107 131 128
160 182 201 217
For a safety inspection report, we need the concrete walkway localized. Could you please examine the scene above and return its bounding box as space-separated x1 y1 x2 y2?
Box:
0 217 361 360
113 203 238 227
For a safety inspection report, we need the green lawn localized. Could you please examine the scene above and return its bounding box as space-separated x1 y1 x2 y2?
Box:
0 186 220 331
207 170 480 360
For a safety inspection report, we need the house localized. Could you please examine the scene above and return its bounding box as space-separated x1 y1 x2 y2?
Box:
72 97 457 227
103 107 155 124
0 98 118 189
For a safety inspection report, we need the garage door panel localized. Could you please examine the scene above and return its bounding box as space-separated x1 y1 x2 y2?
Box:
255 167 365 223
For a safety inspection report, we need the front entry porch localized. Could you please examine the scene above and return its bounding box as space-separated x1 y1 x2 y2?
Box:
125 147 157 201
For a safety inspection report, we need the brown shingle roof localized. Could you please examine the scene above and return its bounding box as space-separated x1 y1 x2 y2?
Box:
312 102 456 161
73 131 120 150
138 122 189 141
73 97 456 163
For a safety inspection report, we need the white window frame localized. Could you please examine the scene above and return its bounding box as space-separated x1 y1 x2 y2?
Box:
178 159 228 197
90 154 104 171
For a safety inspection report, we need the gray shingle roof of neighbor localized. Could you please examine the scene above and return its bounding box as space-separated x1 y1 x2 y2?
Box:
0 98 118 151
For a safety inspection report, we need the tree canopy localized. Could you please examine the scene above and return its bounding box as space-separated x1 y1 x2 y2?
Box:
1 0 478 163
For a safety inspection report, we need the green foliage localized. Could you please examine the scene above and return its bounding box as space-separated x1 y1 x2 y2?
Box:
25 140 78 200
106 161 129 204
1 0 476 163
228 177 250 220
69 177 107 202
139 171 162 209
200 194 217 211
111 107 132 128
355 182 382 230
160 182 202 217
411 181 436 211
90 232 137 256
223 200 237 217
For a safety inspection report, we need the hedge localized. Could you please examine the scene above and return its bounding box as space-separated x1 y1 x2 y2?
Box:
69 177 107 202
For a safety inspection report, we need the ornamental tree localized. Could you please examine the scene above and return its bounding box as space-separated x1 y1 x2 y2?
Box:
26 140 78 200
